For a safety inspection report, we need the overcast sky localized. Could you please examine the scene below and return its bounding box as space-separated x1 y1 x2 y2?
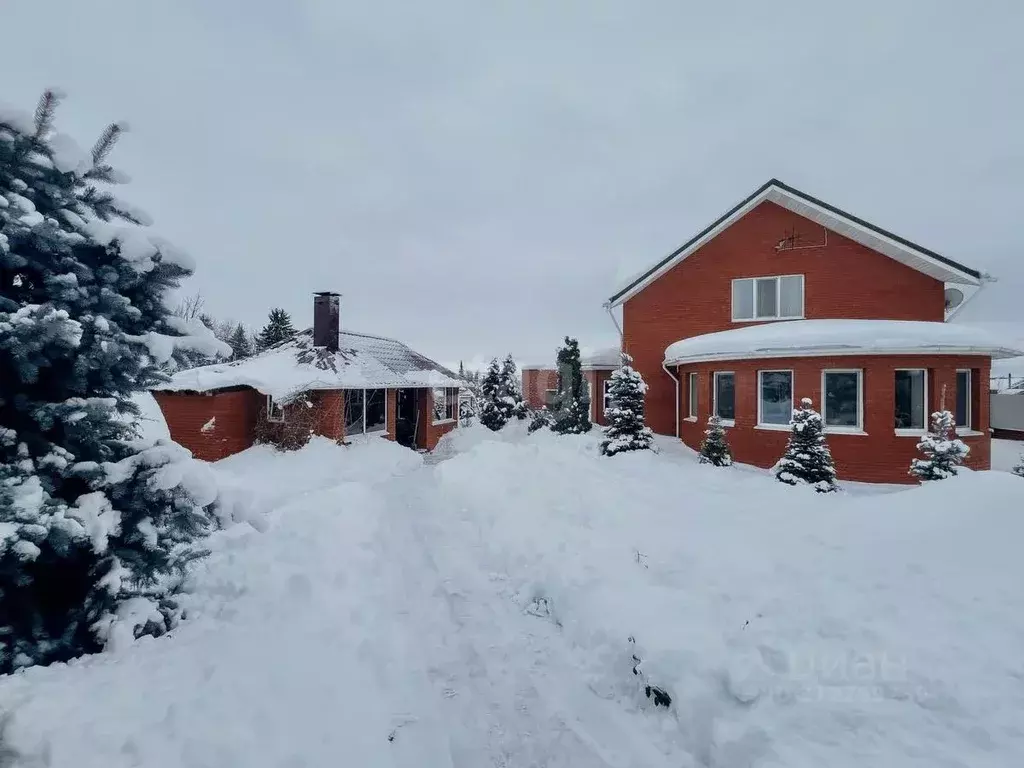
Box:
3 0 1022 368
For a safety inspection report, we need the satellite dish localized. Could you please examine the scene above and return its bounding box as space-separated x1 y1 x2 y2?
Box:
944 287 965 310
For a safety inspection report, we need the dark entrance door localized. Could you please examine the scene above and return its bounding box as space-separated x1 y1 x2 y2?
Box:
395 388 418 448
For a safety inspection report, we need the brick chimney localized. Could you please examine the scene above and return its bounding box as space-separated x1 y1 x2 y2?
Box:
313 292 340 351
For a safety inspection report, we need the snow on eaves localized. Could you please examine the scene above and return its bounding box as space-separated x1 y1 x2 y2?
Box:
153 329 463 401
664 319 1024 365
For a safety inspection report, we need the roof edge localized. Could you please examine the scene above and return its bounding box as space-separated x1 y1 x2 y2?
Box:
665 345 1021 366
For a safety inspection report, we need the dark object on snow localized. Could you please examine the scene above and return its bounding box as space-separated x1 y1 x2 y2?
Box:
550 337 592 435
628 635 672 709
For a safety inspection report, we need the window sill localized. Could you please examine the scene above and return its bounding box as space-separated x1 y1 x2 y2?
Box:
717 418 735 428
824 428 868 436
754 423 791 432
432 418 457 426
731 316 804 324
894 429 926 438
956 429 985 437
683 416 698 423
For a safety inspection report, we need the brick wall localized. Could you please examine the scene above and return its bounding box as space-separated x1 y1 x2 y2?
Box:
154 388 262 461
623 200 947 435
418 387 458 450
523 369 558 409
677 354 990 484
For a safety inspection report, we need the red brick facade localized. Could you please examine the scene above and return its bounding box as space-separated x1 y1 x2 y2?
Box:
522 368 614 426
155 386 453 461
677 355 989 484
622 200 947 436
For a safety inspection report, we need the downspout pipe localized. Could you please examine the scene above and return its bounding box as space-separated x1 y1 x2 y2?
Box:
661 362 680 438
603 301 623 342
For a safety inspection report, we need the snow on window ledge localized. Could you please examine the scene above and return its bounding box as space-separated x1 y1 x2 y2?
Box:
955 428 986 437
754 423 791 432
824 428 868 436
718 419 736 428
682 416 698 423
894 428 926 438
432 418 457 426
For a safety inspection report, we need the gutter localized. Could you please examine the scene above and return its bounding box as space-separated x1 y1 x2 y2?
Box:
661 362 680 438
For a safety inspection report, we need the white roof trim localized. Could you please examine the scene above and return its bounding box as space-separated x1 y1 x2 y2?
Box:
667 345 1022 366
609 181 982 307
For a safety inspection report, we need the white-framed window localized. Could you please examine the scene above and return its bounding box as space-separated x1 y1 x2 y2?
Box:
432 387 457 423
955 369 972 429
602 379 614 414
266 395 285 423
345 388 388 435
822 369 863 432
713 371 735 423
758 370 793 426
894 369 927 431
687 372 698 419
732 275 804 321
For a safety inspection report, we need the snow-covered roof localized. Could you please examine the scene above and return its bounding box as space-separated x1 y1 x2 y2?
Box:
153 329 462 401
664 319 1024 365
608 179 984 307
522 346 621 371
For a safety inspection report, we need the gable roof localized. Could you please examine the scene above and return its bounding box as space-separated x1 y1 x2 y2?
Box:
153 328 463 402
607 179 983 307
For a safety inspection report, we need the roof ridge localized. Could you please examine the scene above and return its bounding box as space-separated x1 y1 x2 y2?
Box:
339 329 403 344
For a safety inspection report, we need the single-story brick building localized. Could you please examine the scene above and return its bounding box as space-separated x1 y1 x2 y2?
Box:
521 347 619 427
153 293 463 461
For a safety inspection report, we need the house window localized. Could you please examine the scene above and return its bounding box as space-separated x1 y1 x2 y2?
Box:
894 369 927 430
544 389 558 408
713 372 735 422
822 370 862 430
758 370 793 426
602 379 614 414
344 389 365 434
955 369 971 429
432 387 457 423
266 395 285 423
365 389 387 433
687 372 698 419
732 275 804 321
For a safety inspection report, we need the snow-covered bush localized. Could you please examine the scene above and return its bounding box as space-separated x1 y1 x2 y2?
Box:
600 353 653 456
501 355 528 420
0 91 229 672
772 398 837 493
1013 456 1024 478
698 415 732 467
527 408 552 433
550 337 592 435
910 410 969 481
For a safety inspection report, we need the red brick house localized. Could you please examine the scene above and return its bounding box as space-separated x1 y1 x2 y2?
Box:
522 347 619 427
153 293 463 461
605 179 1021 483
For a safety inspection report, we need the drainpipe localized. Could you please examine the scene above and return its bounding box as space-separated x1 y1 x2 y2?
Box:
603 301 623 342
661 362 680 438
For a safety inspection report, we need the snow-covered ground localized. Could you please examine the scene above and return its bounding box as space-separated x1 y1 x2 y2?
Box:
2 425 1023 767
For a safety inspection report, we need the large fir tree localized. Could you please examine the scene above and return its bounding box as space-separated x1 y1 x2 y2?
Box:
256 307 295 350
478 358 508 431
0 91 228 671
910 409 969 481
772 398 837 492
228 323 253 360
551 337 591 435
600 353 653 456
501 354 528 420
699 415 733 467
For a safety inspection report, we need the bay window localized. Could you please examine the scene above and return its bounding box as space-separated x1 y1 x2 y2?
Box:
687 372 698 419
732 275 804 321
894 370 927 430
822 370 862 431
758 370 793 426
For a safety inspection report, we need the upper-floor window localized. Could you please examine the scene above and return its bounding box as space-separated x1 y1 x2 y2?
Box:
732 275 804 321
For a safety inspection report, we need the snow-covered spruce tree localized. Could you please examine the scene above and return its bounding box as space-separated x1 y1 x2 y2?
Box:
699 415 733 467
527 407 552 433
910 409 969 481
228 323 253 360
501 354 528 420
772 398 837 492
0 91 228 672
551 337 592 435
256 307 295 350
600 353 653 456
478 358 508 431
